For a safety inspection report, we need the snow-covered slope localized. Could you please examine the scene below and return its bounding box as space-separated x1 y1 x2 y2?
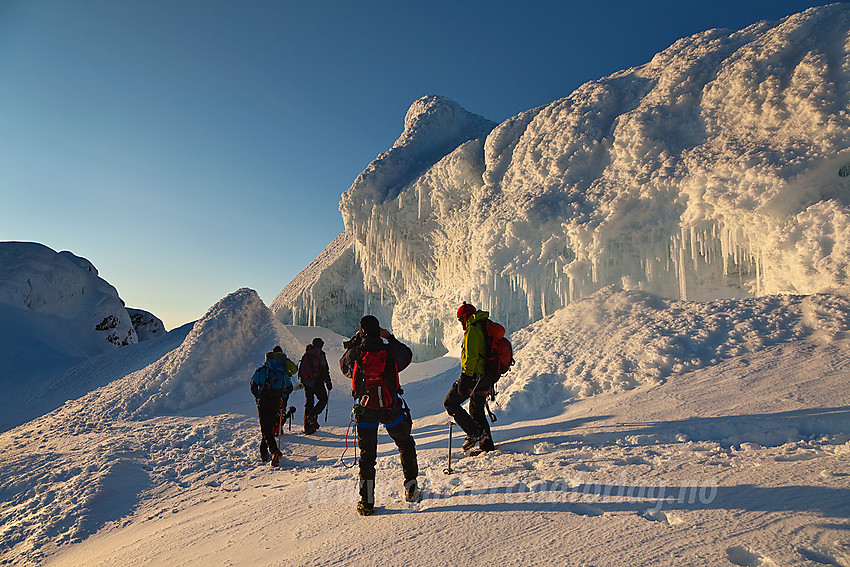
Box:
75 288 303 423
0 242 169 431
275 5 850 358
2 298 848 566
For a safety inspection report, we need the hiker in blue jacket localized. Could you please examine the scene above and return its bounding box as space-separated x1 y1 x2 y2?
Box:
251 348 296 467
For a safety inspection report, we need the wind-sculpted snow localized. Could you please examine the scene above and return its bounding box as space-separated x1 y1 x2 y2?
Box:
279 5 850 361
78 288 302 421
0 242 138 355
498 287 850 413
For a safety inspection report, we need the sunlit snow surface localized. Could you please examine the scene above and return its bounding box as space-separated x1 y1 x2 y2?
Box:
3 5 850 566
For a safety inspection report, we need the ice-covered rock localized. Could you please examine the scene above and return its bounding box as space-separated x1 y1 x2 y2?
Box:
127 308 166 341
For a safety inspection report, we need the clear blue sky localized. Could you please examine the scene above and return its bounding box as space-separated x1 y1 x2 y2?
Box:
0 0 827 330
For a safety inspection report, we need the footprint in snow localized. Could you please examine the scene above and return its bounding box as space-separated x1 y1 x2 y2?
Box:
774 451 822 462
726 545 778 567
797 546 846 566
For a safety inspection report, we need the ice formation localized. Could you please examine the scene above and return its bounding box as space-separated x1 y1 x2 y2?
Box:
275 5 850 358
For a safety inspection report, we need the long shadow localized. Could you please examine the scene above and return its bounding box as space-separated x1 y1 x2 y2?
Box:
407 482 850 518
492 406 850 450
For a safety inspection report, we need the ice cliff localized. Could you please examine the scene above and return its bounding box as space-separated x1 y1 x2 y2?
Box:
273 5 850 357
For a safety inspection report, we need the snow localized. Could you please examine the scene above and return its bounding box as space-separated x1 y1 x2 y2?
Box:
1 305 848 566
276 4 850 360
0 242 168 431
3 5 850 566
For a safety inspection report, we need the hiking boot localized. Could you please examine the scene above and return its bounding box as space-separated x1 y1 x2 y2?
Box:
403 480 420 503
461 431 487 451
479 436 495 452
356 501 374 516
260 449 270 463
271 453 282 467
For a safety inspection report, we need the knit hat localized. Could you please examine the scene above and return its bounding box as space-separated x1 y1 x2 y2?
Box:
312 337 324 347
456 301 476 323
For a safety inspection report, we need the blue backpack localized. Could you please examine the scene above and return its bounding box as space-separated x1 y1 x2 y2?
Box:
250 362 274 398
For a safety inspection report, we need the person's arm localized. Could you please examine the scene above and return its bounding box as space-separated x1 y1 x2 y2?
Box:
381 328 412 373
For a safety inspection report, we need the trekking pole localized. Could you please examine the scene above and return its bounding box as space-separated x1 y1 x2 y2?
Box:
443 421 455 475
325 403 329 423
278 404 283 448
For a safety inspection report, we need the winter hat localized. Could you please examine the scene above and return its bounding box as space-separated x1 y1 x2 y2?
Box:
312 337 324 347
359 315 380 337
272 345 283 353
457 301 476 323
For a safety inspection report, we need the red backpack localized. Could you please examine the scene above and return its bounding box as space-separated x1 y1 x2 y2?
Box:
484 320 514 379
352 348 400 409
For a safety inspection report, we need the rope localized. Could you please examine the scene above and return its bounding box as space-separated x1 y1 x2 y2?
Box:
340 416 359 469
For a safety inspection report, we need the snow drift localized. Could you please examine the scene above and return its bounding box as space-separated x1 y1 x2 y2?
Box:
273 5 850 365
497 286 850 413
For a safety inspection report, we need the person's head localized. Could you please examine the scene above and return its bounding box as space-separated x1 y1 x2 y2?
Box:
359 315 381 337
457 301 476 328
312 337 324 348
272 345 283 353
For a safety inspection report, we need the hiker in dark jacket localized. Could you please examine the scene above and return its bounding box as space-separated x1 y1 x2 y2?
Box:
444 302 495 453
299 337 333 434
340 315 419 516
251 348 296 467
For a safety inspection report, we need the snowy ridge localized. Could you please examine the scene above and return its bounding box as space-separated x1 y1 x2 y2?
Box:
278 5 850 363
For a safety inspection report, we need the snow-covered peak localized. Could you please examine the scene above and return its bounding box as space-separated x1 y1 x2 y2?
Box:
281 5 850 359
396 95 494 150
339 95 496 217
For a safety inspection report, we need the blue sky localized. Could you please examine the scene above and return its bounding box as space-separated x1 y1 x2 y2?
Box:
0 0 828 330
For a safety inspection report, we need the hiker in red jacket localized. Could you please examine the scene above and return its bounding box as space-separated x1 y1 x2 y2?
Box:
340 315 419 516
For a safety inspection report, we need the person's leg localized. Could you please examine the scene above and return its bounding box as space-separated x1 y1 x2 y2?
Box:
385 408 418 483
312 381 329 417
259 397 280 456
356 413 379 510
443 375 481 437
469 392 494 450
